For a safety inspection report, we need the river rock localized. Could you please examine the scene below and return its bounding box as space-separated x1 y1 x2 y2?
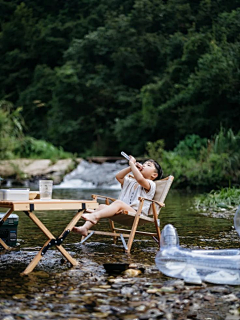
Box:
123 269 142 277
0 158 82 184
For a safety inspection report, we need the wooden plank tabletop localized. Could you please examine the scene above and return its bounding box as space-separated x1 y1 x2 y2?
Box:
0 199 99 211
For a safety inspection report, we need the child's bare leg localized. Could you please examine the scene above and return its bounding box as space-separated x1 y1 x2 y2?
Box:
72 204 107 236
82 200 136 224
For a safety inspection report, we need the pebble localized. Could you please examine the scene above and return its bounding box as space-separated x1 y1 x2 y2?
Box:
12 294 26 300
92 312 110 318
160 286 175 293
121 286 135 296
229 308 240 316
135 305 147 312
123 269 142 277
108 277 135 284
146 288 161 294
98 285 111 289
210 286 230 294
139 308 163 319
91 287 108 293
0 253 239 320
203 293 215 301
222 293 239 302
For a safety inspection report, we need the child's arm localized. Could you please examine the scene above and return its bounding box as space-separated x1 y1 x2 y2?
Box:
129 156 151 191
115 166 131 185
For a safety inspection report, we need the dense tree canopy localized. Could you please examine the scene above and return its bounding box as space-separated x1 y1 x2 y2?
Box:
0 0 239 155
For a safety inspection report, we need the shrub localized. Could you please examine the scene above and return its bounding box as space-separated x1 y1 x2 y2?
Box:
146 128 240 188
195 187 240 212
0 100 73 161
0 101 24 159
14 136 73 161
173 134 208 159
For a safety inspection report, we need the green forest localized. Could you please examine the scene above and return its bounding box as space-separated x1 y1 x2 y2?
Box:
0 0 240 188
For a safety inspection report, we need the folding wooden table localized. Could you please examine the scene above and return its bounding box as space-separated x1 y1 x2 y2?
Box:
0 199 98 275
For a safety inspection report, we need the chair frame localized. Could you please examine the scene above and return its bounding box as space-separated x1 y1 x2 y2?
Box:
81 175 174 252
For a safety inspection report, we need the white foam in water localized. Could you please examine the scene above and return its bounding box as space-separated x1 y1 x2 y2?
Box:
55 179 96 189
56 160 124 189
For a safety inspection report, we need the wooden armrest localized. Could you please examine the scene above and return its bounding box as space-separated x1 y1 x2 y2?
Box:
91 194 116 202
138 196 165 207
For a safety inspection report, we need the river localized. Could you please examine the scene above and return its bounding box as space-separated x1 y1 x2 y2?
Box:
0 186 239 319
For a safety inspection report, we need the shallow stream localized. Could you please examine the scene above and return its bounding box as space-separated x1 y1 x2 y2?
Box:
0 188 239 320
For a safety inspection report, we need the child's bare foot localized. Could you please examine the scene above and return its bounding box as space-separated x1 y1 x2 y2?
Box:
72 226 88 237
82 213 99 225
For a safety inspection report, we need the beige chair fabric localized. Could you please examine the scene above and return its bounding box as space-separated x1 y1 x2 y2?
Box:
149 176 174 216
110 175 174 226
82 175 174 252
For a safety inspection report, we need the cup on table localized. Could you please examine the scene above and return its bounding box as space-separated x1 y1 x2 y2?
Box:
39 180 53 200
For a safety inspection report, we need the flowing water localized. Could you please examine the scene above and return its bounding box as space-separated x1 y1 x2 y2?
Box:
0 161 240 319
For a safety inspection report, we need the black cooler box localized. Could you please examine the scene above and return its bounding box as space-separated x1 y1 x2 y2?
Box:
0 213 19 247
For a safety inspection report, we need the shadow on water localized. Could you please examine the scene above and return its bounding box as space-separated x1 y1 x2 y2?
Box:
0 188 239 319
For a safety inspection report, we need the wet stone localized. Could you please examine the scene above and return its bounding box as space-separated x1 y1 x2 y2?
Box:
120 286 135 296
1 239 240 320
209 286 230 294
123 269 142 277
135 304 147 312
141 308 164 319
172 279 185 288
160 286 175 293
98 285 111 289
222 293 239 302
146 288 162 294
203 293 215 302
91 287 108 293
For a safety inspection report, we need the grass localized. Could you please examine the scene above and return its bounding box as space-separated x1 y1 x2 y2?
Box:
195 187 240 212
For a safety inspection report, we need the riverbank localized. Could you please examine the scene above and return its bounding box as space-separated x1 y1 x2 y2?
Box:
0 179 239 319
1 255 239 320
196 187 240 220
0 158 82 185
0 157 132 186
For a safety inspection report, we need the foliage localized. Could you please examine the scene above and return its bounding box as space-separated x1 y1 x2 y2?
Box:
195 187 240 212
0 100 73 161
146 129 240 188
0 1 239 155
0 100 24 159
173 134 208 159
14 136 72 161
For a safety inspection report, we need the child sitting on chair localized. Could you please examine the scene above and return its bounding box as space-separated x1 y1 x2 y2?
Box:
72 156 162 236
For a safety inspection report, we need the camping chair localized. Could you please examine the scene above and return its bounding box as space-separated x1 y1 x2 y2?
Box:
80 175 174 252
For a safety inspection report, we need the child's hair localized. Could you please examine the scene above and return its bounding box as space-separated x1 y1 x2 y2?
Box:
146 159 163 180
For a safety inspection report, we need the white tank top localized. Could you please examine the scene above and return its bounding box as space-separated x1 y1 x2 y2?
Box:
118 175 156 216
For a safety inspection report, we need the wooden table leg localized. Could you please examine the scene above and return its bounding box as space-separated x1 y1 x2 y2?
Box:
0 208 14 224
55 209 85 265
56 244 78 266
21 239 52 275
58 209 84 238
27 211 57 240
21 209 85 275
21 241 78 276
0 238 11 250
0 208 14 250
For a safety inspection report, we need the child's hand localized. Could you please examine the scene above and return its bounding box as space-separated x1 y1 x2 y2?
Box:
129 155 136 164
136 162 143 171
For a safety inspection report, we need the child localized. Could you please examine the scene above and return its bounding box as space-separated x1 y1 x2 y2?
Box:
72 156 162 236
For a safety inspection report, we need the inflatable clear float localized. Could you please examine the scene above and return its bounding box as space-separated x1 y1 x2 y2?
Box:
155 206 240 285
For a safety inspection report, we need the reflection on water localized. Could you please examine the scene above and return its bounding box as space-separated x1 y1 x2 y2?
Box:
0 188 239 319
14 188 239 251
